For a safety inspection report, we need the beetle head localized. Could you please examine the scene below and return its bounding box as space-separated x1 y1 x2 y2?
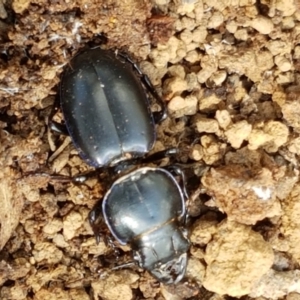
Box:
133 223 190 284
149 252 188 284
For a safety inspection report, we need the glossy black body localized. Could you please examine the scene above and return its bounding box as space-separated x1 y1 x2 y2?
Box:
57 47 190 284
101 167 190 284
60 47 155 167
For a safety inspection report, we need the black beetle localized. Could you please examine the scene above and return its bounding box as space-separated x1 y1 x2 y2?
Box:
89 166 190 284
49 46 190 283
52 47 167 168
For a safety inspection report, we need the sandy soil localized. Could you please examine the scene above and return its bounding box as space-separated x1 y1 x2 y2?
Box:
1 0 300 299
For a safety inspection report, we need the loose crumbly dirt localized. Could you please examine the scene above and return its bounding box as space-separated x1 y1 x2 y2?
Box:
1 0 300 299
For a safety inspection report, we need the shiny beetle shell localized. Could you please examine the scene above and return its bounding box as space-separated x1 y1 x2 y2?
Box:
60 47 155 167
102 167 190 284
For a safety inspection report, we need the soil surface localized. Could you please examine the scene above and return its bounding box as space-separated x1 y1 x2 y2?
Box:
1 0 300 299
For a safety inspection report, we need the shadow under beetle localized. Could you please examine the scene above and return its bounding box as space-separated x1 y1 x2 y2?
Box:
51 46 190 284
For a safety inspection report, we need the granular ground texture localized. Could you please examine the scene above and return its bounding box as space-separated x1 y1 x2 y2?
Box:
1 0 300 299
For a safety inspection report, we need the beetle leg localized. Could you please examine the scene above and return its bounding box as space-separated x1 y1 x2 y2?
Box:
89 200 104 244
142 147 178 163
140 73 167 123
114 148 178 170
43 169 103 184
46 173 93 184
24 172 73 184
89 202 121 258
117 52 167 123
49 93 60 116
49 121 69 135
165 165 189 201
71 169 102 183
105 235 121 258
48 94 69 135
164 165 189 225
48 174 73 183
